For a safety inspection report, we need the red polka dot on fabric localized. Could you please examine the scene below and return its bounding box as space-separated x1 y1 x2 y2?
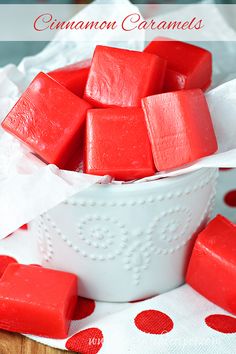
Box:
134 309 174 334
0 255 18 278
73 296 96 320
205 314 236 334
66 328 103 354
224 190 236 207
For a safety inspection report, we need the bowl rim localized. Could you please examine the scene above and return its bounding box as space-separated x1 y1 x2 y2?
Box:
89 168 218 192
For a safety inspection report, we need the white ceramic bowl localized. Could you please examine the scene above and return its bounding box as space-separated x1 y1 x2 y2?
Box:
31 168 218 302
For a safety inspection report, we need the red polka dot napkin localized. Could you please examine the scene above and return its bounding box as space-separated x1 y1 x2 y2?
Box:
27 286 236 353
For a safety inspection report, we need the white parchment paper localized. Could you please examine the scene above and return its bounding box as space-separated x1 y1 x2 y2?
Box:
0 0 236 239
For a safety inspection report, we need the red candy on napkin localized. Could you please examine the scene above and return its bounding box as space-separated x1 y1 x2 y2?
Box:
1 72 91 169
142 89 218 171
186 215 236 315
84 108 156 180
144 37 212 92
84 45 167 107
48 59 90 97
0 263 78 338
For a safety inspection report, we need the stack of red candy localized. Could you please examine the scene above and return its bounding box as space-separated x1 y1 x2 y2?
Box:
1 38 218 181
1 38 233 340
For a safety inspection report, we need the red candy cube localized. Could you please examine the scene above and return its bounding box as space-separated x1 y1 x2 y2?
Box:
84 108 156 181
48 59 90 97
0 263 78 338
186 215 236 315
84 45 166 108
144 37 212 92
0 256 17 278
1 72 91 169
142 89 218 171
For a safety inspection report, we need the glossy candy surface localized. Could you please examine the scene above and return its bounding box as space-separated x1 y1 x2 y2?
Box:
142 89 218 171
144 37 212 92
84 45 167 107
0 256 17 278
1 72 91 169
48 60 90 97
186 215 236 315
84 107 156 180
0 264 78 338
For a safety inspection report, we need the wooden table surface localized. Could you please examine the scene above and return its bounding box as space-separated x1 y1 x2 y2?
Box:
0 330 75 354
